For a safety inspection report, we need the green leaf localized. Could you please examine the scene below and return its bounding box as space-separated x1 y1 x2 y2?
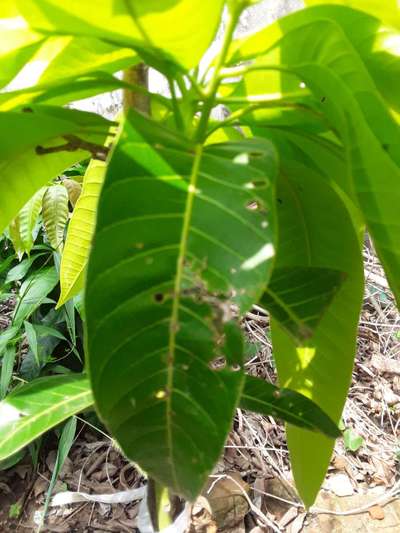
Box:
267 160 363 507
24 321 39 368
261 267 346 341
305 0 400 29
0 327 20 358
0 375 92 461
0 105 111 232
5 252 46 284
0 346 17 399
18 187 46 254
16 0 225 71
0 7 44 89
240 375 340 438
40 416 77 528
58 159 106 307
343 428 364 452
8 218 24 259
42 184 69 251
86 111 278 499
13 267 58 326
228 8 400 308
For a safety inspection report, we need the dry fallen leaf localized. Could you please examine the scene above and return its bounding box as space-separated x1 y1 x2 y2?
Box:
324 474 354 497
371 355 400 375
368 504 385 520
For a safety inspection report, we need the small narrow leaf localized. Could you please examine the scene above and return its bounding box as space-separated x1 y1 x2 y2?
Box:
240 375 340 438
0 375 93 461
42 184 69 251
0 346 17 399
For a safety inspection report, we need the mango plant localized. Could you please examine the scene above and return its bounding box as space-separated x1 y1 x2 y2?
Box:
1 0 400 513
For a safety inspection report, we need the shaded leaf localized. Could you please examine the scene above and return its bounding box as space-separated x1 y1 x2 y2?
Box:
267 160 363 507
86 111 277 499
0 345 17 399
240 375 340 438
262 267 345 341
0 374 92 461
13 267 58 326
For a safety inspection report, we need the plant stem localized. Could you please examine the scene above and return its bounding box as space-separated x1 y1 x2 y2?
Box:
123 64 150 115
195 5 241 142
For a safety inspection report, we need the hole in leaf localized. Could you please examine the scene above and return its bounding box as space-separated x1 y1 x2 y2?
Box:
245 180 268 190
230 363 241 372
154 293 165 303
273 389 281 399
155 389 168 399
277 198 283 205
320 96 326 103
209 357 226 371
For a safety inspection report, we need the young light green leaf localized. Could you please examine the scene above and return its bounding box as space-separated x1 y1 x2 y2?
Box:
0 374 92 461
18 187 46 254
8 218 24 259
343 428 364 452
240 375 340 438
86 111 277 500
58 159 106 308
42 184 69 251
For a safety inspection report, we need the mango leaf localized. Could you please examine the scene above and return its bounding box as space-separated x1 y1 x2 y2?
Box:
63 179 81 207
86 111 278 500
0 374 92 461
305 0 400 29
0 105 111 232
301 5 400 114
240 375 340 438
42 184 69 251
16 0 225 71
261 267 346 341
8 218 24 259
58 160 106 308
18 187 46 254
0 8 44 89
228 9 400 308
267 159 363 507
13 267 58 326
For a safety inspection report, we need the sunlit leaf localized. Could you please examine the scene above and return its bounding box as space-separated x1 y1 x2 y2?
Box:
0 375 92 461
58 160 106 307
